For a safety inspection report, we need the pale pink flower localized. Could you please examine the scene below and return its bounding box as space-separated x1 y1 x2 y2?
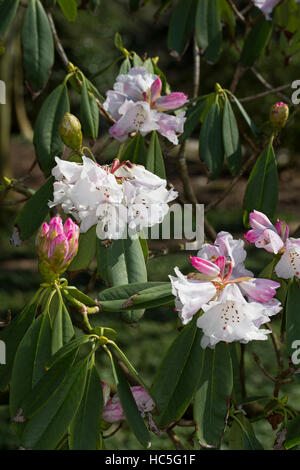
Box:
252 0 281 19
104 67 188 144
102 385 155 423
169 247 281 347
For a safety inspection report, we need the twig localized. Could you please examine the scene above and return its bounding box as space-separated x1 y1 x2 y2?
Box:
230 64 246 93
103 423 123 439
267 323 284 373
167 429 185 450
226 0 246 24
239 84 292 103
47 12 69 70
251 67 291 103
0 197 28 206
253 352 276 383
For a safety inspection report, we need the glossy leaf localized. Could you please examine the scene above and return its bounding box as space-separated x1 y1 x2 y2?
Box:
167 0 197 55
81 77 99 139
21 0 54 93
0 0 19 39
151 317 204 428
12 177 54 243
223 95 242 175
199 100 224 180
52 300 75 355
146 131 166 179
243 139 278 219
229 415 264 450
178 100 207 143
120 132 147 165
241 16 273 67
229 93 258 137
195 0 222 63
68 226 96 271
57 0 77 22
34 85 69 176
69 365 103 450
194 342 233 448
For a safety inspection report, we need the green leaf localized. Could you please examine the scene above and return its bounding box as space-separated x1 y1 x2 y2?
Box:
178 100 207 143
81 77 99 139
243 139 278 219
195 0 222 63
229 415 264 450
69 365 103 450
113 359 151 448
52 300 75 355
20 357 88 450
146 131 166 179
57 0 77 22
0 300 37 391
0 0 19 39
114 32 124 51
12 177 53 243
285 415 300 450
21 0 54 93
63 286 99 308
45 336 92 371
97 237 147 323
241 16 273 67
120 133 147 165
223 95 242 175
229 93 258 137
167 0 197 55
34 85 69 176
194 342 233 448
10 312 52 420
97 282 172 312
286 278 300 358
68 226 96 271
151 317 204 428
119 58 131 74
199 100 224 179
218 0 235 36
228 343 243 404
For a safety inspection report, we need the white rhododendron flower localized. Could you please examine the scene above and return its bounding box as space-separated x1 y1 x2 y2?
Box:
49 156 177 239
245 210 300 280
169 235 281 348
252 0 280 19
103 67 188 144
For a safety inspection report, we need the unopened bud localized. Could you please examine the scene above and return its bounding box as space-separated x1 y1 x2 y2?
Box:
269 102 289 128
36 216 79 282
59 113 82 151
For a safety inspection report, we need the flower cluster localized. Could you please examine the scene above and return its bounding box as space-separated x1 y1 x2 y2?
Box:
169 232 281 348
102 384 155 423
103 67 188 145
245 210 300 280
49 156 177 239
36 216 79 281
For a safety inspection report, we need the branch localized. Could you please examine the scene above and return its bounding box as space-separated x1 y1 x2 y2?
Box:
239 83 292 103
226 0 246 24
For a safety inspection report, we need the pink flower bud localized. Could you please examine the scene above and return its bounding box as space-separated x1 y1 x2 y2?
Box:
269 102 289 128
36 216 79 281
189 256 220 277
102 385 155 423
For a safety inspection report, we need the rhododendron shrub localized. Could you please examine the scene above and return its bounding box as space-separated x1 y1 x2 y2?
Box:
1 0 300 452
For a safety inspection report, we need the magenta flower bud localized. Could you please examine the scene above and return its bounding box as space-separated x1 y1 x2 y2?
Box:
189 256 220 277
276 220 289 242
150 77 162 102
269 102 289 128
156 92 188 111
36 216 79 281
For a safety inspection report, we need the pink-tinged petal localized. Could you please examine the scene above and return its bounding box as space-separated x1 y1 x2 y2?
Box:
49 216 64 236
131 386 155 413
155 92 188 111
240 278 280 303
150 77 162 102
276 220 289 241
189 256 220 277
63 217 79 235
103 90 127 120
249 210 275 231
102 396 125 423
255 229 284 254
157 111 186 145
252 0 281 19
245 229 261 244
215 256 226 277
41 222 49 237
48 234 68 260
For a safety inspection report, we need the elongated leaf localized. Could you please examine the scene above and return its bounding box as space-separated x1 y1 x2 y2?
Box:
168 0 197 55
0 0 19 39
286 278 300 358
12 177 53 244
195 0 222 63
179 100 206 143
20 358 88 450
146 131 166 179
52 301 74 355
0 300 37 391
45 335 92 371
69 365 103 450
97 237 147 323
241 16 273 67
63 286 99 308
243 139 278 219
285 415 300 450
10 312 52 419
81 77 99 139
120 133 147 165
57 0 77 22
21 0 54 93
194 342 233 448
68 226 96 271
114 360 151 448
97 282 172 312
199 100 224 179
218 0 235 36
223 95 242 175
151 317 204 428
229 415 264 450
229 93 258 136
34 85 69 176
119 58 131 74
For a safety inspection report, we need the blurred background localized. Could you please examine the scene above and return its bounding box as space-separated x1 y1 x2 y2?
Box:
0 0 300 449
